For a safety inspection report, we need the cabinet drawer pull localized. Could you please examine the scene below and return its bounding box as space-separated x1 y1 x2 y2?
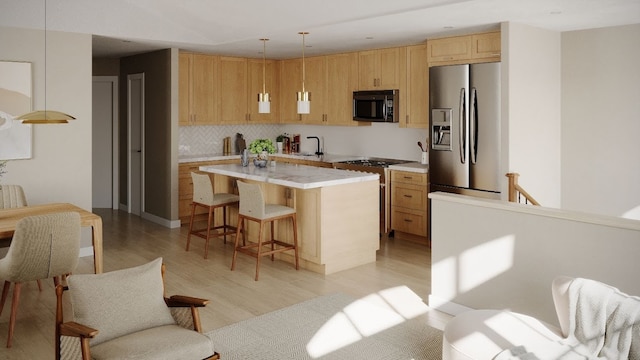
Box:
403 219 413 223
403 195 413 198
403 176 413 180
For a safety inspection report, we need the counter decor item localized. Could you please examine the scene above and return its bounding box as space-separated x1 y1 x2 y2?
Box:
276 134 287 154
249 138 275 167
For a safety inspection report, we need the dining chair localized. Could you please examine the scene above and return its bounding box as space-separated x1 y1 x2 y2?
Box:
0 211 81 348
0 185 45 292
0 184 28 209
231 181 299 281
186 172 239 259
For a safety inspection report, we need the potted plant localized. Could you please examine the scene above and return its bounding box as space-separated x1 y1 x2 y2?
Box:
275 134 287 153
248 139 276 167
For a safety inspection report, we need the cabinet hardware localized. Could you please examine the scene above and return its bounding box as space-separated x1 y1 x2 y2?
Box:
403 219 413 222
403 194 412 198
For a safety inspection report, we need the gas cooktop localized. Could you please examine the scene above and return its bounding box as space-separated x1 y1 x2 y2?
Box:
336 158 411 168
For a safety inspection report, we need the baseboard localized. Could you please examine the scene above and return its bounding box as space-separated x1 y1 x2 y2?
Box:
428 295 473 316
141 211 181 228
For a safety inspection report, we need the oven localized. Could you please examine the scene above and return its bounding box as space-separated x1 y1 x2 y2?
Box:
333 158 411 234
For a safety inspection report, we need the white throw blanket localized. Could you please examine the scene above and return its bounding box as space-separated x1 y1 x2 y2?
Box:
495 278 640 360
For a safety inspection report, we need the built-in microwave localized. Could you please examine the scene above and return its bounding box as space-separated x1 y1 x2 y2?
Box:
353 89 398 122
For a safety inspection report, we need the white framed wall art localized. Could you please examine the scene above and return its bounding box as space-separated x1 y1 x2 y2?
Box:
0 61 32 160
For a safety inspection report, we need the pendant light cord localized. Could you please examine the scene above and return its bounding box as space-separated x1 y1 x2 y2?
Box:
301 32 306 93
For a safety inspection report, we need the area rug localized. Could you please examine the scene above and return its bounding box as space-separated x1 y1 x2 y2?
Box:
206 292 443 360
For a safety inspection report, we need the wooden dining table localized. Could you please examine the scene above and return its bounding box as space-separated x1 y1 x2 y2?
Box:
0 203 104 273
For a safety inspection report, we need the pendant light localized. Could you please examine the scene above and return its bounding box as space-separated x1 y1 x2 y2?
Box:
17 0 76 124
296 32 310 114
257 38 271 114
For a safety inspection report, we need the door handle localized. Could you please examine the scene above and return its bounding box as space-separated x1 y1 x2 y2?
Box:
470 88 477 164
459 88 466 164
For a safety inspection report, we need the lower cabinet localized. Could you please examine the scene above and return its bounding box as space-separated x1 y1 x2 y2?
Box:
390 170 429 243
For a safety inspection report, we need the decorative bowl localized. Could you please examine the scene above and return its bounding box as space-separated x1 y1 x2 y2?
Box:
253 159 268 168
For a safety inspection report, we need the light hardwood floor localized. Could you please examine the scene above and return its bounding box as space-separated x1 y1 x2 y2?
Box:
0 208 451 359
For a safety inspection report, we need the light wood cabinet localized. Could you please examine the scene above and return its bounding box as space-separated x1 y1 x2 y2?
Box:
218 56 248 124
247 58 279 123
279 58 303 123
300 56 327 125
427 31 501 66
358 47 406 90
391 170 428 240
325 52 360 126
403 44 429 128
179 53 218 125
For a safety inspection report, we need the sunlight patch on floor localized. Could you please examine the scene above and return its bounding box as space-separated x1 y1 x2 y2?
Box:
306 285 429 358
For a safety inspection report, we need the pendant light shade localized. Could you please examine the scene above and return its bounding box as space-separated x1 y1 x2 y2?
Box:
297 32 310 114
257 38 271 114
17 110 76 124
17 0 75 124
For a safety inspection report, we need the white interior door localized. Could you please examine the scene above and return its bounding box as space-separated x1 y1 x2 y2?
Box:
128 73 145 215
92 76 119 209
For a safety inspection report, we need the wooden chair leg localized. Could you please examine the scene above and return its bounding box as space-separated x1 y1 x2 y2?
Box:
0 280 10 317
7 282 21 348
186 202 197 252
37 279 43 291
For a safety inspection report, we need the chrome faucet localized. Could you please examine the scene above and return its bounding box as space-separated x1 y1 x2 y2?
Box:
306 136 323 156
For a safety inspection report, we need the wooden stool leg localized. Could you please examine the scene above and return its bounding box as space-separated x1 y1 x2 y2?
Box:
37 279 43 291
186 202 197 252
270 221 275 261
292 214 300 270
204 206 214 259
222 206 228 244
231 216 244 271
255 221 265 281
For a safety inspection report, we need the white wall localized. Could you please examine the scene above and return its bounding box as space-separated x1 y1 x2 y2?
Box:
429 192 640 326
0 26 93 243
561 24 640 219
502 22 562 207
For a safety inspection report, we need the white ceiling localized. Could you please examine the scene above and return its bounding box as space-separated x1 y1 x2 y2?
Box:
1 0 639 59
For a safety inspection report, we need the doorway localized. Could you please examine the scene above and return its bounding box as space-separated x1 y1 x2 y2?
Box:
92 76 119 209
127 73 145 215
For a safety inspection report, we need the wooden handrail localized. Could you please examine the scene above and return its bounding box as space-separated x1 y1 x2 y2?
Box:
506 173 540 206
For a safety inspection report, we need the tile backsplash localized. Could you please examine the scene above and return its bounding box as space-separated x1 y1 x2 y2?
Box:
179 124 281 156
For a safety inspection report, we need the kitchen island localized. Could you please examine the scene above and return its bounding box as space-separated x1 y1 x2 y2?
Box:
199 163 380 275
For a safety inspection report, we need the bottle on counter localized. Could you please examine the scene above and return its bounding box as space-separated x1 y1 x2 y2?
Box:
241 149 249 167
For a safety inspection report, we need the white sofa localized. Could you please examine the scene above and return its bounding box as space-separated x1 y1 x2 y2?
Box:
442 276 640 360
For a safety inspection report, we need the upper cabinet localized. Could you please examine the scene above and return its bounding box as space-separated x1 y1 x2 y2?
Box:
280 53 362 126
279 58 303 123
427 31 501 66
179 53 218 125
218 56 248 125
358 47 406 90
402 44 429 128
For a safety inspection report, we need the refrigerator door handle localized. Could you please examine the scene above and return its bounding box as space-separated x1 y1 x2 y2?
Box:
470 87 477 164
459 88 466 164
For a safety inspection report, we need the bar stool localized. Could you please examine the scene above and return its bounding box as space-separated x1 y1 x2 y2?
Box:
231 181 299 281
186 172 239 259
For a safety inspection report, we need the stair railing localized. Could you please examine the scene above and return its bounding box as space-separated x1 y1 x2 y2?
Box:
506 173 540 206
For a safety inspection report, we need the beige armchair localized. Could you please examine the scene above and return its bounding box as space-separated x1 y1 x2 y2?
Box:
55 258 219 360
0 211 81 348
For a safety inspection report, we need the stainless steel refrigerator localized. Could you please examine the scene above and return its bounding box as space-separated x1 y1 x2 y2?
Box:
429 62 501 199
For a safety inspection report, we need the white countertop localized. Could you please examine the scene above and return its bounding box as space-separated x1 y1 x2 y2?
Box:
200 163 379 189
388 162 429 173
